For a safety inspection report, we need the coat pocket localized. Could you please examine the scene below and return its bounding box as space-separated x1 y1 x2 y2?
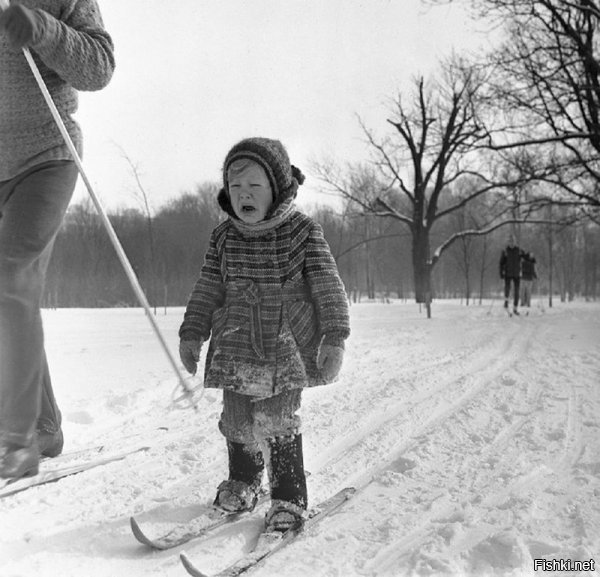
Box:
286 301 318 349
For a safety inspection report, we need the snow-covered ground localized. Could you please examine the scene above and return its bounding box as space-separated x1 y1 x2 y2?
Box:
1 300 599 577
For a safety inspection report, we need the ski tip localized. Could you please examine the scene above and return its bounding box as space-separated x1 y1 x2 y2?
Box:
130 517 155 548
180 552 209 577
129 517 145 542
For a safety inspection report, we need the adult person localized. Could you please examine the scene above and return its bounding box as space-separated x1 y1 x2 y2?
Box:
499 234 524 316
520 251 538 309
0 1 115 479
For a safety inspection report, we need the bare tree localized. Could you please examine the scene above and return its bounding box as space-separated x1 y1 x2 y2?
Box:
429 0 600 210
450 205 477 304
119 148 159 312
315 60 541 317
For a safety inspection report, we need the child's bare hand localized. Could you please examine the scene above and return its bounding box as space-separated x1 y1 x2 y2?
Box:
0 4 44 49
317 344 344 383
179 339 203 375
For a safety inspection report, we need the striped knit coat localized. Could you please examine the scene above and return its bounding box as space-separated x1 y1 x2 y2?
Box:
180 209 350 398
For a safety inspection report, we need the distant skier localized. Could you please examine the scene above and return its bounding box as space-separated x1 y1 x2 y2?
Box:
179 138 350 532
499 234 524 315
0 1 114 479
520 251 538 309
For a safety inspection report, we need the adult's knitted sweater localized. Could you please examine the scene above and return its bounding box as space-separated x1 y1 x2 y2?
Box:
0 0 114 181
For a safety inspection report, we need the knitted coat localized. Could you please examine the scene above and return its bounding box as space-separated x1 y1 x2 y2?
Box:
180 209 350 398
0 0 115 180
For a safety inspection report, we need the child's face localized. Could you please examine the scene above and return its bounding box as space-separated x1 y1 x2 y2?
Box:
228 162 273 223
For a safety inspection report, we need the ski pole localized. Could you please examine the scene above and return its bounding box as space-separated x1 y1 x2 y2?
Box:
485 292 495 315
1 4 198 410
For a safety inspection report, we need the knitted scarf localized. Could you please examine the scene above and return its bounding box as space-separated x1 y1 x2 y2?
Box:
229 197 295 237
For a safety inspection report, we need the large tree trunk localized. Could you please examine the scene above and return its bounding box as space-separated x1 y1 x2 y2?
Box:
412 229 432 317
547 218 554 308
478 235 489 305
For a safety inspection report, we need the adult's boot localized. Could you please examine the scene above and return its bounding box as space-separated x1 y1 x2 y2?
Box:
0 440 39 479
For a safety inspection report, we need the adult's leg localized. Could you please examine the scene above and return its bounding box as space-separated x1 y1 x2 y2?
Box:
0 161 77 447
512 278 521 309
526 280 532 307
38 350 62 434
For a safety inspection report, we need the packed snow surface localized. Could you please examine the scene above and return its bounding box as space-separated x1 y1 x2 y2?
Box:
1 300 599 577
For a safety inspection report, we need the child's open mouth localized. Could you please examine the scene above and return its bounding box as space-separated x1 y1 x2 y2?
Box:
241 204 256 213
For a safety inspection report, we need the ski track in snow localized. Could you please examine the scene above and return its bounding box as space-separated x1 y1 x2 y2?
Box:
0 301 599 577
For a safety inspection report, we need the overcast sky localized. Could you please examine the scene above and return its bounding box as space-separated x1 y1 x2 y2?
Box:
72 0 488 211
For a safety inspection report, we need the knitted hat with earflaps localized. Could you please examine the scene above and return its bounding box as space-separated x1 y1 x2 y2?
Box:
217 137 305 218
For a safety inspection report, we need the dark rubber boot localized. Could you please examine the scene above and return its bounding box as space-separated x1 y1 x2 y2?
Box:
268 434 307 509
227 440 264 487
214 441 265 512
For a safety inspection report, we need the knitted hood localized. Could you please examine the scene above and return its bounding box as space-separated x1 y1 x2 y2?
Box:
217 137 305 219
